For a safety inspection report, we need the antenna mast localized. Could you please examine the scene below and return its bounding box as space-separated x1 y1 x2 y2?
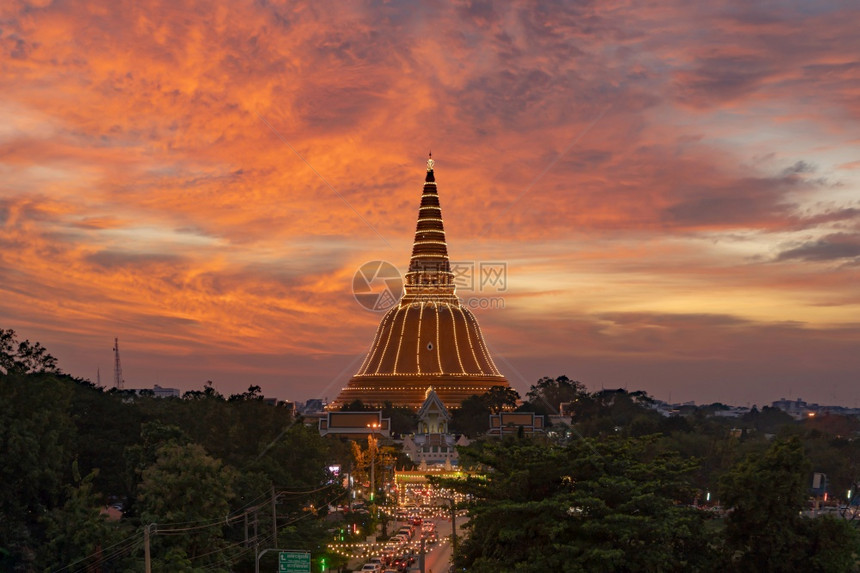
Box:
113 338 124 389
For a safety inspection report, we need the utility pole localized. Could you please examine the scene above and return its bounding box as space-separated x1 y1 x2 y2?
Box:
144 524 152 573
347 462 353 512
370 449 376 505
366 423 381 509
449 498 457 556
272 486 278 549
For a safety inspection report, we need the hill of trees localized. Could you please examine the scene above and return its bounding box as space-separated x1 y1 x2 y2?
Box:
1 329 353 572
3 330 860 571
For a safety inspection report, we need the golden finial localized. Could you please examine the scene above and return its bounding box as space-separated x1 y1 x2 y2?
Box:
427 151 435 172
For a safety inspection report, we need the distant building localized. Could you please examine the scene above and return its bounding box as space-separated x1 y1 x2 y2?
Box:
487 411 545 437
152 384 180 398
402 433 468 466
126 385 180 398
302 398 327 413
712 405 750 418
416 387 451 434
318 411 391 439
401 388 469 466
772 398 818 419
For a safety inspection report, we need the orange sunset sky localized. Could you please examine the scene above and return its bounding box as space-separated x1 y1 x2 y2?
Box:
2 0 859 406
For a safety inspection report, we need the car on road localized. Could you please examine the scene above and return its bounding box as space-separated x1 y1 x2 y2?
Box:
397 525 414 537
383 541 400 554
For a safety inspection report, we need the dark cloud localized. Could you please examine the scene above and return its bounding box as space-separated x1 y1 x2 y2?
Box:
777 233 860 262
662 175 797 227
795 207 860 228
673 54 772 108
86 250 185 269
129 312 200 329
782 160 816 175
597 312 751 328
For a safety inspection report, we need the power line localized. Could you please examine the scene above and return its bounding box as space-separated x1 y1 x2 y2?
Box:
54 531 141 573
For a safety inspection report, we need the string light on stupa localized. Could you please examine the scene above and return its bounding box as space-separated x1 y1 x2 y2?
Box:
331 156 512 409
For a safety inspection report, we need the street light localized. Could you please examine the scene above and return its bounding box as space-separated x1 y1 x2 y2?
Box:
367 423 381 503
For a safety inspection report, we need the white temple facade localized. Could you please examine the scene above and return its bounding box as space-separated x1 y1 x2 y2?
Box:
400 387 469 466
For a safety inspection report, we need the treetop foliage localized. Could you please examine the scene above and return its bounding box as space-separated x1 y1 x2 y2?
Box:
0 328 60 375
3 332 860 572
0 330 346 571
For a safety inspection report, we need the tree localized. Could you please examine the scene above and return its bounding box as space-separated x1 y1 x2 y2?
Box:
720 437 809 569
41 467 134 569
568 389 664 438
228 384 263 402
525 375 587 415
719 437 860 571
798 514 860 572
69 378 142 506
0 328 59 375
450 394 491 437
445 436 714 572
124 420 190 514
739 406 795 434
381 401 419 435
0 371 75 569
138 442 237 568
483 385 520 414
340 399 372 411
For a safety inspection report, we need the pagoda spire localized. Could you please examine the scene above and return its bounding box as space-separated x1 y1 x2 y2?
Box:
404 155 456 299
329 155 510 410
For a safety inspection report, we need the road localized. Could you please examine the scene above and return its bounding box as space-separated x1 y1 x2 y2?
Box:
410 514 466 573
343 513 467 572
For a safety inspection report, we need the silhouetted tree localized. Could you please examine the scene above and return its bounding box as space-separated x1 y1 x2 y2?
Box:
720 437 860 571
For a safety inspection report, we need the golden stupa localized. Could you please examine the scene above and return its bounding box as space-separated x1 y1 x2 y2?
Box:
330 156 510 409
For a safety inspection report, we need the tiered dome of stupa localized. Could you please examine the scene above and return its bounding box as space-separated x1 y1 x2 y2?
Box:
329 156 511 410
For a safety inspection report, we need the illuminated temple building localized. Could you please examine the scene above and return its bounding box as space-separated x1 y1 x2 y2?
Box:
329 157 511 410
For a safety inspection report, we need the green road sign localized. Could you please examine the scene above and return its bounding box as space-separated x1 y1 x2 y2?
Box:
278 551 311 573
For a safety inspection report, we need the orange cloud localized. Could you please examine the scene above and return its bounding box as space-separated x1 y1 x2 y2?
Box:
1 0 859 405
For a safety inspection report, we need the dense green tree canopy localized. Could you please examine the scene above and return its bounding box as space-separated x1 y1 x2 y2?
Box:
524 375 587 415
450 394 491 437
139 442 237 568
720 437 860 572
0 328 60 375
0 371 75 570
446 436 714 572
4 332 860 572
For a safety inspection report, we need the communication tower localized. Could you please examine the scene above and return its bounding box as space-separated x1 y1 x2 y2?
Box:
113 337 124 389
